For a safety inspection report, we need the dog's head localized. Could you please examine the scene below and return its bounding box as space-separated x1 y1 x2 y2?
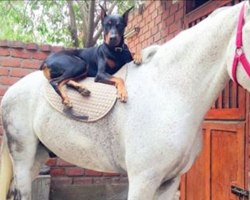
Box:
100 5 133 47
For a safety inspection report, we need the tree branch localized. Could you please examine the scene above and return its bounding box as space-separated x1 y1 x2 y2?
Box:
94 1 117 28
93 26 103 44
92 1 117 45
76 0 88 41
107 1 117 15
66 0 78 47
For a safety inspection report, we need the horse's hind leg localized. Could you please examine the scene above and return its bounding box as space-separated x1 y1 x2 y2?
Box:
7 144 49 200
7 142 37 200
4 124 49 200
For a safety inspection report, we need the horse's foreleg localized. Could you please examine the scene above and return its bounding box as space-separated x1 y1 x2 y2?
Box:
155 176 181 200
127 173 162 200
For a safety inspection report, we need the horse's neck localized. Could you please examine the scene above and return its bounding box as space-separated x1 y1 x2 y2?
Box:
150 3 245 118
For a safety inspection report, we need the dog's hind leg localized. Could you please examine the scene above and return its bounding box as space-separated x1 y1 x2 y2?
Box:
66 62 90 96
50 77 72 108
67 80 91 96
50 62 89 108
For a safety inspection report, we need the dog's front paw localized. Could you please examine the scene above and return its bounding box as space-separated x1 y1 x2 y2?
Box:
133 53 142 65
117 89 127 103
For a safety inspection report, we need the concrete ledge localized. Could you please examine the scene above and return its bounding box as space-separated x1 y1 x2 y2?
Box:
50 184 128 200
50 184 182 200
32 175 51 200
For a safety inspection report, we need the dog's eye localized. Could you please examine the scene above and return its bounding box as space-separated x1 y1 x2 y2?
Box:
105 24 111 29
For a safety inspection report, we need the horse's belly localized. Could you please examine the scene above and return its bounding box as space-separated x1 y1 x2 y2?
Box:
34 107 125 173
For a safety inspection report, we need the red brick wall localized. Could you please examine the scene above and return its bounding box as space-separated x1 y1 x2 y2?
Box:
126 0 185 53
0 40 128 188
48 158 127 187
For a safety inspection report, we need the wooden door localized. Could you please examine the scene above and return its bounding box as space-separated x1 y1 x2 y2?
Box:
181 123 246 200
181 1 248 200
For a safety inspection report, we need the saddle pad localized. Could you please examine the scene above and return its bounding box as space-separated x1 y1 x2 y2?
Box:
43 65 127 122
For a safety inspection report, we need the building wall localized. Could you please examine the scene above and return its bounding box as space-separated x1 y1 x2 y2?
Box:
126 0 185 53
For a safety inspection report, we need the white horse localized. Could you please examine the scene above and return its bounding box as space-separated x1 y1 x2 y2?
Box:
1 1 250 200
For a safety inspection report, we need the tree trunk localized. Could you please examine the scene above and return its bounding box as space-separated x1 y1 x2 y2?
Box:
67 0 78 47
84 0 95 47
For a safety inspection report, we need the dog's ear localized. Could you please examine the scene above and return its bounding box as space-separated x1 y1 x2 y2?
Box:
122 6 134 25
99 4 107 22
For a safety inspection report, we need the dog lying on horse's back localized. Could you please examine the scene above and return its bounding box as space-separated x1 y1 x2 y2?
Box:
40 5 137 110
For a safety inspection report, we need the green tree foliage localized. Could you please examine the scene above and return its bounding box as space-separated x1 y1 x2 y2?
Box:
0 0 136 47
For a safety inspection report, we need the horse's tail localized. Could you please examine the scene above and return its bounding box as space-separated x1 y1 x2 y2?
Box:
0 135 13 200
141 45 160 63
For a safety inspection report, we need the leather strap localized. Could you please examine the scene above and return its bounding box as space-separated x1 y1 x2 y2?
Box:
232 2 250 86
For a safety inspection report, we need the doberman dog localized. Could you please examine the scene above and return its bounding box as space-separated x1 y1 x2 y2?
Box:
40 5 140 113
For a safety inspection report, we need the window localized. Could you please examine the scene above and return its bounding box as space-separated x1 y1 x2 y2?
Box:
186 0 210 14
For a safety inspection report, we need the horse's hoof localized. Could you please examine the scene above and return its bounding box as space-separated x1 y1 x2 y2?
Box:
79 88 91 96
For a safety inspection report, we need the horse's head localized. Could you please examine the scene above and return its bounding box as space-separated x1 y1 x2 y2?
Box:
226 1 250 91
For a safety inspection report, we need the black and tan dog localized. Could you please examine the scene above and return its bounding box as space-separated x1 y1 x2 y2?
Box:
40 6 140 112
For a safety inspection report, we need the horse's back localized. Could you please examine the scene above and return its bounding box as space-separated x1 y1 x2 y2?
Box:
1 71 46 119
1 71 46 104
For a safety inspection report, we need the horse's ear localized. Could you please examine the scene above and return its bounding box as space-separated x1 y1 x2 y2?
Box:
99 4 107 22
122 6 134 25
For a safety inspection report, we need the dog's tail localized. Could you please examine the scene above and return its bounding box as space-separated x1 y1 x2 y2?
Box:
0 135 13 200
141 45 160 63
39 62 51 80
40 60 46 70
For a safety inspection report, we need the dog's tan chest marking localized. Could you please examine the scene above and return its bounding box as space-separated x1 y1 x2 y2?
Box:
105 58 116 68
